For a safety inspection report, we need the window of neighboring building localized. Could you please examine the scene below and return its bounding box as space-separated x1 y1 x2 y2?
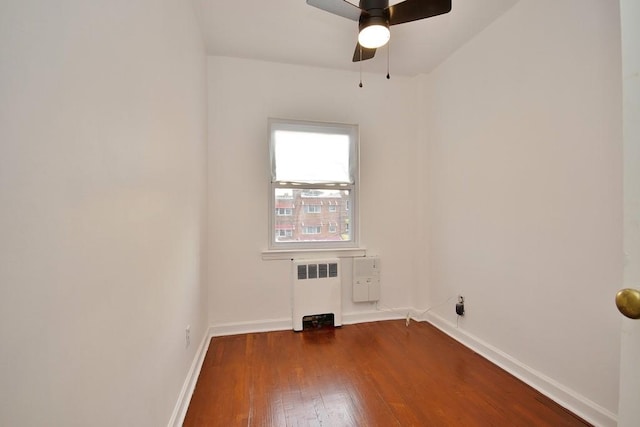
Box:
269 118 358 249
275 208 293 216
302 226 322 235
304 205 321 214
277 229 293 238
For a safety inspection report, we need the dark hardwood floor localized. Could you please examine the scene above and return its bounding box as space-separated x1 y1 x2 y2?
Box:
184 320 590 426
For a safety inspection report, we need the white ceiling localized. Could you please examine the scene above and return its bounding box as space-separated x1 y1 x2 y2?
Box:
193 0 520 76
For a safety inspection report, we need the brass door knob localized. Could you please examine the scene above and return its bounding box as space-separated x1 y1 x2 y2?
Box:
616 288 640 319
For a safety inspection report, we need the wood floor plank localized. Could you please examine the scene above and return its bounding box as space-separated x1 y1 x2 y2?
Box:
183 320 591 426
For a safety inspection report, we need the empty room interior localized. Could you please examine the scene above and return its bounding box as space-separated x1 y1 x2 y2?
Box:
1 0 638 426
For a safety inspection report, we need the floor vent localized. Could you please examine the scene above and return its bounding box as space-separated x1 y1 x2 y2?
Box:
302 313 335 330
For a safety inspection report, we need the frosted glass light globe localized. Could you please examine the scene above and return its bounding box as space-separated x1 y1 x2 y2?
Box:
358 24 390 49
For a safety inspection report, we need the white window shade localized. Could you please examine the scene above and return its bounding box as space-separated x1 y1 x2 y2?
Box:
274 131 351 184
270 120 357 185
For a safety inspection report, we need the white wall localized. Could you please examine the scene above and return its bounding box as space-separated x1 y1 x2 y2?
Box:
0 1 207 425
207 56 422 328
423 0 622 420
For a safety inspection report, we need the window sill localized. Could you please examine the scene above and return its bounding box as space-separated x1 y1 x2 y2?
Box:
261 247 366 261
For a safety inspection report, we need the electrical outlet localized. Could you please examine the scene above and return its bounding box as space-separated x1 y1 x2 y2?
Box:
185 325 191 348
456 296 465 316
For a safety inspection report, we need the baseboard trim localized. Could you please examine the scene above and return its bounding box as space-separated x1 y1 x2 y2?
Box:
168 331 211 427
209 310 412 336
342 308 409 324
210 318 292 337
424 312 617 427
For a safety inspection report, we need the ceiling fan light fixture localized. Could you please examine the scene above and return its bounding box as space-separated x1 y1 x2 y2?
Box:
358 15 390 49
306 0 452 64
358 24 390 48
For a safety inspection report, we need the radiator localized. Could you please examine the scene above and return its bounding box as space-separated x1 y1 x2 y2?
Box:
292 258 342 331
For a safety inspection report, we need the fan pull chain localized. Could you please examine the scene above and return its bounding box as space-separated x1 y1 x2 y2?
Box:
359 46 363 88
387 37 391 80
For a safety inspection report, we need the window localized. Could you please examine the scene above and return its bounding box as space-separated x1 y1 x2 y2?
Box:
269 118 358 249
304 205 321 214
302 226 321 235
277 229 293 238
275 208 293 216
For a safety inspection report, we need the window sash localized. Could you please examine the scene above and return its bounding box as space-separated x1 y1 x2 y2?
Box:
270 183 356 249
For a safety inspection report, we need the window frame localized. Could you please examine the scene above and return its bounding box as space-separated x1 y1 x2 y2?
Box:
268 118 359 250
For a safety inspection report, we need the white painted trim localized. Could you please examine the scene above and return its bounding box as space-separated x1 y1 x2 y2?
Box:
168 331 212 427
424 312 617 427
210 318 292 337
261 247 366 261
342 309 409 325
210 310 409 337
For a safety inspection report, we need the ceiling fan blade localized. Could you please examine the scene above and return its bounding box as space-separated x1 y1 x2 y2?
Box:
388 0 451 26
307 0 363 21
352 43 377 62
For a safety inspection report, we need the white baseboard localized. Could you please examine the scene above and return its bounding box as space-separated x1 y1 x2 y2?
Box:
209 310 410 336
210 317 292 337
168 332 211 427
424 312 617 427
342 308 409 324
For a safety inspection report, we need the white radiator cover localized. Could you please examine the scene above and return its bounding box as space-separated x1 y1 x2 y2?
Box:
292 258 342 331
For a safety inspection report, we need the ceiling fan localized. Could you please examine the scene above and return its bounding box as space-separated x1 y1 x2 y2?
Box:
307 0 452 62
